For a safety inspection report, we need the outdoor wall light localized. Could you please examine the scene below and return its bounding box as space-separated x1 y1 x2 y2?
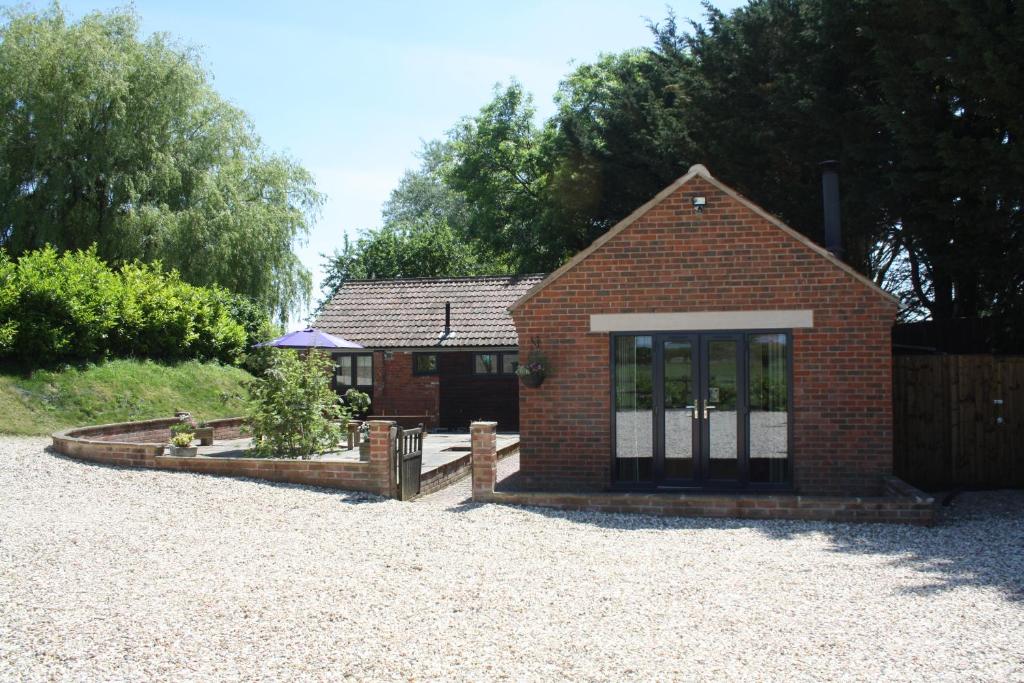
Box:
692 196 707 213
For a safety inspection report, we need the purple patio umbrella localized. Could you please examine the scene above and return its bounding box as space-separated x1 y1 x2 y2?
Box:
255 328 364 349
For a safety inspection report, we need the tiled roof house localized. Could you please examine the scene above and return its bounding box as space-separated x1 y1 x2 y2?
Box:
315 275 544 430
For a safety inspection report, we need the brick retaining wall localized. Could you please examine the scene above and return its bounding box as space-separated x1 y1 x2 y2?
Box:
52 418 398 498
469 423 935 525
417 440 519 497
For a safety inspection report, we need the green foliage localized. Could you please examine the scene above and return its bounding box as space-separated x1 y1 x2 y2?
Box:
446 82 557 272
0 359 252 435
170 431 194 447
318 141 508 309
112 261 247 364
245 349 348 458
170 422 194 436
1 246 259 368
365 3 1023 327
343 388 371 417
0 251 15 353
0 5 321 320
7 246 120 366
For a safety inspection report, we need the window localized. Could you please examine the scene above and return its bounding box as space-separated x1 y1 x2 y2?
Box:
474 353 498 374
334 353 373 391
413 353 438 375
473 351 518 375
502 353 519 374
356 355 373 386
335 356 352 387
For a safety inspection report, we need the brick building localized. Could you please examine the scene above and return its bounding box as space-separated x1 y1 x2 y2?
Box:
509 164 899 495
316 275 543 430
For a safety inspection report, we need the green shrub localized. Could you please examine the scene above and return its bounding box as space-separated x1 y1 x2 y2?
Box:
170 431 195 447
8 246 119 366
113 262 247 364
0 246 256 368
344 388 371 417
245 349 348 458
0 251 16 354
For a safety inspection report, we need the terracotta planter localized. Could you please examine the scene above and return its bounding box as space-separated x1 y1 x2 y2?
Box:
168 445 198 458
519 371 545 388
194 427 214 446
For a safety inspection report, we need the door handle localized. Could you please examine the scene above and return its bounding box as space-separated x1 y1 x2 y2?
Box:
704 404 716 419
686 402 699 420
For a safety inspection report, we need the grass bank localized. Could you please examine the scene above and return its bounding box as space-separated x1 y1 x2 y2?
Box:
0 359 252 435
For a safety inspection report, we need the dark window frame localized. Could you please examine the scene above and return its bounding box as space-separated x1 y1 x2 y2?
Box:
334 352 374 392
412 352 439 376
473 351 518 376
608 329 793 492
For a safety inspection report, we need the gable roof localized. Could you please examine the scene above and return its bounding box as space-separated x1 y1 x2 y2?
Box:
315 274 546 349
510 164 898 311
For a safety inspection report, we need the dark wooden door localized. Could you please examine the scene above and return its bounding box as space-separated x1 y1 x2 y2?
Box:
438 352 520 431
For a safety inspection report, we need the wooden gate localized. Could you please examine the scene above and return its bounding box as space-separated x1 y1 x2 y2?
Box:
394 424 424 500
894 355 1024 489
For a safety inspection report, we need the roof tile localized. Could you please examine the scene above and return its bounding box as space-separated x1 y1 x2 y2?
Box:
314 275 546 348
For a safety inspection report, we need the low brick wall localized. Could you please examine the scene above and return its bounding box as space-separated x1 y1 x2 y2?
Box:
205 417 246 440
418 440 518 497
68 416 247 444
468 423 936 525
52 418 398 498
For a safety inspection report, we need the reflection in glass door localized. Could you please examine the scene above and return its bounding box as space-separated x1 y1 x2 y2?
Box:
614 335 653 482
662 338 696 481
704 337 741 481
613 331 790 489
748 333 790 483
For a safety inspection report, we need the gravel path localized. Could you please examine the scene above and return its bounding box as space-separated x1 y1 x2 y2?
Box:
2 436 1023 681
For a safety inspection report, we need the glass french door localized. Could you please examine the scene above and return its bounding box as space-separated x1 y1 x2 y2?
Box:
613 332 790 488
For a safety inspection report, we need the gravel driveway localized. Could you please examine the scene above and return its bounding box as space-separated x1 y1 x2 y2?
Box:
2 436 1023 681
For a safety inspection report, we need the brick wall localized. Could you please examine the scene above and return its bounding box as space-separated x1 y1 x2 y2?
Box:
52 418 398 498
470 422 934 524
372 351 439 429
512 174 898 496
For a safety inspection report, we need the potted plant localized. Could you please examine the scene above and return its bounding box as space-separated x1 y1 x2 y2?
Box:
515 354 547 388
194 420 215 446
168 430 198 457
169 420 194 440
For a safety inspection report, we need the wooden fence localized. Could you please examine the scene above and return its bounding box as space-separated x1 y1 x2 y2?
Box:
894 355 1024 490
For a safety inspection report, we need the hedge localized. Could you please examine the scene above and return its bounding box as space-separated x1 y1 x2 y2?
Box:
0 246 271 368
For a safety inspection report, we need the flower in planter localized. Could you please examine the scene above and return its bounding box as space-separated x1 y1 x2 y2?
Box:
515 353 547 387
170 432 195 448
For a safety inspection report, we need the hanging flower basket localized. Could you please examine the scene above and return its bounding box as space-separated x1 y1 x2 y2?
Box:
515 355 547 388
519 370 545 388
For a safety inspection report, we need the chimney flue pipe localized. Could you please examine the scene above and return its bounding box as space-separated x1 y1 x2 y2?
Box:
820 160 842 259
444 301 451 334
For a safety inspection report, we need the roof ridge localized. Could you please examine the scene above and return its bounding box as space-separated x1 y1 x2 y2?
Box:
339 273 546 285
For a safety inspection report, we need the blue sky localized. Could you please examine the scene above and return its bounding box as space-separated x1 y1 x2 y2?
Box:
52 0 743 317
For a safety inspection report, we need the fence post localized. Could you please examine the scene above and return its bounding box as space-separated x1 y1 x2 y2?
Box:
471 421 498 500
367 420 398 498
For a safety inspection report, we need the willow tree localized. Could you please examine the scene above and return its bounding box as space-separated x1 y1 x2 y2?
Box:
0 5 321 320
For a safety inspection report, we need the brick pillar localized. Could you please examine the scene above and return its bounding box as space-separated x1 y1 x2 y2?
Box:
471 421 498 499
368 420 398 498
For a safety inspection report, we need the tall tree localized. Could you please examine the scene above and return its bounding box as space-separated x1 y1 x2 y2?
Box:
317 141 508 310
445 82 556 272
861 0 1024 321
0 5 320 320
